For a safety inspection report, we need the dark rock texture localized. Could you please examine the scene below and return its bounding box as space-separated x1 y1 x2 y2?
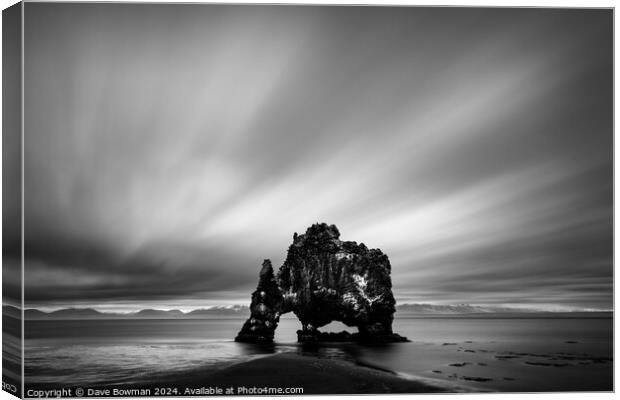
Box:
235 223 407 344
234 260 282 343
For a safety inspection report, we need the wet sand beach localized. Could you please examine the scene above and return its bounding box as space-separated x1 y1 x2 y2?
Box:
164 352 450 394
25 352 451 396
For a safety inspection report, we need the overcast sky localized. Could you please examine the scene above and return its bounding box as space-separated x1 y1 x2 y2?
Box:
16 4 612 312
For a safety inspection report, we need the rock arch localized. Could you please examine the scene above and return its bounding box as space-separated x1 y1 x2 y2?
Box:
235 223 407 344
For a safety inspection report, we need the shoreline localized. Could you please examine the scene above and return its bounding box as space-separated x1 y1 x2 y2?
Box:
148 352 452 394
25 352 452 395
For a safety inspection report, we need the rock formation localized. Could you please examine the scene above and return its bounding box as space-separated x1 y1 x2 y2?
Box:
235 260 282 343
235 223 407 344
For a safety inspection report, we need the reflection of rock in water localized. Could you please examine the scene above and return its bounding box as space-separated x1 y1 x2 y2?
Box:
293 343 359 364
235 223 407 344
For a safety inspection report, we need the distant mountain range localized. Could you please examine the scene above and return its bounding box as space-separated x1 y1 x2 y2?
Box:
396 303 536 314
2 304 611 320
393 304 611 318
4 305 250 320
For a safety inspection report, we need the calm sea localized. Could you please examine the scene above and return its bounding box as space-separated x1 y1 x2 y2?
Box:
24 316 613 392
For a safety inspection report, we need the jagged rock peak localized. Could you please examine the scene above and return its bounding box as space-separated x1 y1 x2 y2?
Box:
292 223 341 248
259 259 275 280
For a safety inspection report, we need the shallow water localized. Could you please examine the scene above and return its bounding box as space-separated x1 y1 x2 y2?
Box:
362 317 613 392
24 316 613 392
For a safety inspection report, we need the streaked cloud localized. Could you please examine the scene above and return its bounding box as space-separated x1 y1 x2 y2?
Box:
19 4 612 311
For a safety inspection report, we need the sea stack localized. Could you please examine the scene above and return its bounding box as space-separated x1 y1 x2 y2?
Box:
235 223 407 344
234 260 282 343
